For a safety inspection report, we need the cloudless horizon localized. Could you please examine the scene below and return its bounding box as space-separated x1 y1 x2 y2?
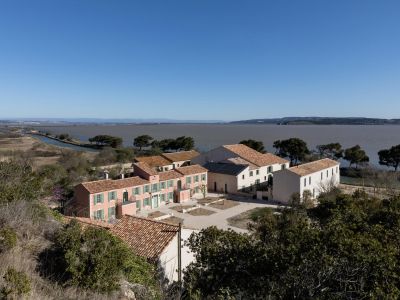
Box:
1 0 400 120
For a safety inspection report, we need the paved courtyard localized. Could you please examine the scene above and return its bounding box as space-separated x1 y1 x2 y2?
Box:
137 193 283 233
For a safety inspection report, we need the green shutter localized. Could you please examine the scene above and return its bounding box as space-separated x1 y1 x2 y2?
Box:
93 195 96 205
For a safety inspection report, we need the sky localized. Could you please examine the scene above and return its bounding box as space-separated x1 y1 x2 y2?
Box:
0 0 400 121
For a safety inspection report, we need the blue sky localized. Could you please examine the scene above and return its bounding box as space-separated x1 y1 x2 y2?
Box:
0 0 399 120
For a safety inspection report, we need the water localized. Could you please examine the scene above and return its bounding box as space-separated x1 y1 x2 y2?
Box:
32 124 400 166
28 134 99 152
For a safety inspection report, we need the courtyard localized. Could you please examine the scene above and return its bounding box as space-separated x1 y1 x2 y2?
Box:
137 193 284 233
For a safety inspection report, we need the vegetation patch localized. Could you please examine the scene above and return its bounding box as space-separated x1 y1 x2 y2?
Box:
187 208 215 216
208 199 240 210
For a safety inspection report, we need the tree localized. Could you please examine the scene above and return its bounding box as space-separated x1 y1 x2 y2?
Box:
316 142 343 160
41 220 157 293
239 139 266 153
378 144 400 171
184 192 400 299
273 138 309 165
88 135 122 148
133 135 153 150
174 136 195 151
344 145 369 168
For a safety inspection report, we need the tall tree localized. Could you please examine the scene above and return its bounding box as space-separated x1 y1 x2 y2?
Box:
378 144 400 171
133 135 153 150
174 136 195 151
240 139 266 153
344 145 369 168
316 142 343 160
88 135 122 148
273 138 309 165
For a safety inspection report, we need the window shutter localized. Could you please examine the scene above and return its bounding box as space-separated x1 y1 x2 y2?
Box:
93 195 96 205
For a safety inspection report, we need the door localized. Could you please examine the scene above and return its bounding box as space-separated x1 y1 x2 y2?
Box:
177 180 182 190
152 195 159 208
214 182 217 192
224 183 228 194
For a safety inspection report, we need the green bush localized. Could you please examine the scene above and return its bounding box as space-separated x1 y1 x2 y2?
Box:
0 227 17 252
41 220 158 294
2 267 31 297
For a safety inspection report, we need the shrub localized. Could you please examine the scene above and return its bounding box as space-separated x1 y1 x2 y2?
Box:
0 227 17 252
2 267 31 297
40 221 157 294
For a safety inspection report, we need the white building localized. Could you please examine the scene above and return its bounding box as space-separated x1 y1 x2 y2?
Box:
273 158 340 204
193 144 290 193
111 215 195 283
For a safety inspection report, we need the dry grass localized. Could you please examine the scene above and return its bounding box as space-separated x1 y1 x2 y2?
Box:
147 211 167 219
162 216 184 226
208 199 240 210
227 208 261 230
169 205 195 213
187 208 215 216
197 197 224 205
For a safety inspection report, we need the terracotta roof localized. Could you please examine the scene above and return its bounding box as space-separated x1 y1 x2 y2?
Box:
176 164 208 175
223 144 289 167
64 216 114 229
135 155 171 168
158 169 183 181
134 162 158 176
288 158 340 176
111 215 179 260
80 176 149 194
162 150 200 162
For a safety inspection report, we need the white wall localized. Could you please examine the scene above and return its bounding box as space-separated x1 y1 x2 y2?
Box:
273 165 340 204
158 229 195 283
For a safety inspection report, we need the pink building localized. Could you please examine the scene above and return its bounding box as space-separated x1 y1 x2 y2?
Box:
67 162 208 221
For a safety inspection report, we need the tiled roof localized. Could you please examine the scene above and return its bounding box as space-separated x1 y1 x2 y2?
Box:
158 169 183 181
222 157 258 170
134 162 158 176
135 155 171 168
223 144 289 167
64 216 114 229
111 215 179 260
204 162 248 176
80 176 149 194
162 150 200 162
288 158 340 176
176 164 208 175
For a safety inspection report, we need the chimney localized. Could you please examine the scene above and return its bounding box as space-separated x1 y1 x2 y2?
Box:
103 170 109 180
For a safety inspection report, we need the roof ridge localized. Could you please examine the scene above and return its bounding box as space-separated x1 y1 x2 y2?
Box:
290 158 338 168
118 214 180 229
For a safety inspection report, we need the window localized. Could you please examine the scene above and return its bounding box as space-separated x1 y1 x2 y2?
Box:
160 194 166 202
256 170 259 175
268 166 272 173
152 183 159 192
281 164 286 170
250 171 253 177
304 178 307 187
168 180 174 187
255 179 260 185
168 192 173 200
133 187 141 195
108 207 115 219
264 176 267 181
336 166 339 173
321 172 323 180
94 209 104 220
144 185 150 193
242 174 245 179
108 191 116 201
144 198 150 206
201 174 206 181
186 177 192 184
309 177 311 185
194 175 199 182
332 169 334 176
160 181 166 189
136 200 141 210
327 170 329 178
94 194 104 205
